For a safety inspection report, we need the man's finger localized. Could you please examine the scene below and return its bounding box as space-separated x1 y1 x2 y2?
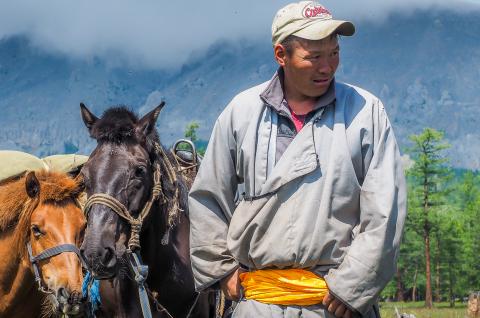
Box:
343 309 353 318
328 299 341 313
334 303 346 318
322 292 334 306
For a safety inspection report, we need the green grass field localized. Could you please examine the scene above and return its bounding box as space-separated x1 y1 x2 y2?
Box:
379 301 468 318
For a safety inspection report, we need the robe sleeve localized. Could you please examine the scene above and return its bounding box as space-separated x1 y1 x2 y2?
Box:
188 114 240 291
324 99 407 315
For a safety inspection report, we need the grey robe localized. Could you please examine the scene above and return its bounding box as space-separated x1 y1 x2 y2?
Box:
189 80 406 317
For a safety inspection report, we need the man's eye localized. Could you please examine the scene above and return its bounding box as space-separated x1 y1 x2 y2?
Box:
305 55 320 61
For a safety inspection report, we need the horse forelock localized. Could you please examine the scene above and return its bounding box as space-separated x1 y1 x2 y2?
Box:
0 170 84 256
89 106 137 143
91 106 160 158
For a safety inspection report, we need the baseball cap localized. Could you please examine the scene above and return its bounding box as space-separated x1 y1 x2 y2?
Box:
272 1 355 46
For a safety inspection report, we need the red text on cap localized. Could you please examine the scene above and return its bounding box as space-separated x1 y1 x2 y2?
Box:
303 6 331 19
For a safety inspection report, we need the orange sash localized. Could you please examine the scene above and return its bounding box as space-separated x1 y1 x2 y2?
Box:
239 268 328 306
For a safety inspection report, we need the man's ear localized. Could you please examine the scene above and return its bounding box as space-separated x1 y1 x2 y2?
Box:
80 103 99 133
136 102 165 138
274 44 288 67
25 171 40 199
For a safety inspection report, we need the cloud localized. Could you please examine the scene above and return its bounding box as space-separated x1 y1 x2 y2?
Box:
0 0 477 69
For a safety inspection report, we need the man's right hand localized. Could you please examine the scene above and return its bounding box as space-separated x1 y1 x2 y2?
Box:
322 292 354 318
220 268 246 301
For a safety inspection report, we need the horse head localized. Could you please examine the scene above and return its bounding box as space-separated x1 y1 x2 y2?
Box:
79 102 165 279
23 171 86 316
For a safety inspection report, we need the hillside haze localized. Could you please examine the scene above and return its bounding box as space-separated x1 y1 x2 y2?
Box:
0 9 479 169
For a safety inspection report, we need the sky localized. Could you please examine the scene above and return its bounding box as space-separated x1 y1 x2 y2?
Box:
0 0 478 69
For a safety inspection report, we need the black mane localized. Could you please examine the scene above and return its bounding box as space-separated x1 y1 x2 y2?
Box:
90 106 160 152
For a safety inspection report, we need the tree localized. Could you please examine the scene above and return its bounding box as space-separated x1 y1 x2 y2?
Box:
452 171 480 295
184 121 200 143
407 128 450 308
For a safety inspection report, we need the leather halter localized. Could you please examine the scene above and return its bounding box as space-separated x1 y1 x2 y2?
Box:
27 242 85 294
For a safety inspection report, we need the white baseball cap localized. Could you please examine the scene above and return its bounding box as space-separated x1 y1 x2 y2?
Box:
272 1 355 46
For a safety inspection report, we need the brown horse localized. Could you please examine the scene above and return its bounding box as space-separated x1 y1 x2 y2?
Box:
0 170 86 317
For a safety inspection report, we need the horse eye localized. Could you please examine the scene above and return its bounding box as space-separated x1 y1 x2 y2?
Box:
31 225 43 238
134 166 146 178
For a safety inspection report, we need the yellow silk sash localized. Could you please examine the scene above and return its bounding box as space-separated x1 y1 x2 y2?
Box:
239 268 328 306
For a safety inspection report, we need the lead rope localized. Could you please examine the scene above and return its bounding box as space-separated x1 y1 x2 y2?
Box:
154 142 183 245
129 251 153 318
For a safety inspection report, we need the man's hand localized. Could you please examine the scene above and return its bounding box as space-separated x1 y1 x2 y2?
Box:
220 268 246 301
322 292 353 318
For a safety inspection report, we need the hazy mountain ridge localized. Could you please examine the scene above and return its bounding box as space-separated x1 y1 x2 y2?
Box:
0 9 479 168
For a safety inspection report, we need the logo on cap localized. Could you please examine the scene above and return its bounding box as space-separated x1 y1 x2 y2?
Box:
302 4 331 19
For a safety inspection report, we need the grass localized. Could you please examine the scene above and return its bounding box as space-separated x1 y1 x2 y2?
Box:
379 301 468 318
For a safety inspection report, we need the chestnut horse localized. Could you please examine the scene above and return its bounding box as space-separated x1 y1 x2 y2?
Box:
0 171 86 317
79 103 213 317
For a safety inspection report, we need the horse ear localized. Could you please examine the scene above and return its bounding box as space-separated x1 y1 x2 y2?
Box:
136 102 165 137
25 171 40 199
80 103 99 132
73 173 86 193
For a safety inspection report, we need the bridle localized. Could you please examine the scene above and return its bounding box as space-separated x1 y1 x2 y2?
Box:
83 163 164 252
25 198 87 295
81 142 197 318
27 241 85 295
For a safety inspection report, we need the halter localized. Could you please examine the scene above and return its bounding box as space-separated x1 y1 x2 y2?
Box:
27 241 86 294
83 165 163 252
81 142 188 318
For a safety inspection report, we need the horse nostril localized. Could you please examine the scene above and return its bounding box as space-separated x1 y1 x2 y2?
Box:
102 247 116 267
80 247 86 260
69 291 82 305
57 287 70 302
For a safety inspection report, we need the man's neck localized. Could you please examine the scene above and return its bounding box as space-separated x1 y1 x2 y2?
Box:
284 85 318 115
286 97 318 115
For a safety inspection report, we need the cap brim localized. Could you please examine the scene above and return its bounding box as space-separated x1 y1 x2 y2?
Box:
293 19 355 41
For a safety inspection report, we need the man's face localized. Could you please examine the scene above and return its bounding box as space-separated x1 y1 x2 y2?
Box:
277 36 340 99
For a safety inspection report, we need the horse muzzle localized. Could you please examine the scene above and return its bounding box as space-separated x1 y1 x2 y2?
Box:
56 288 85 316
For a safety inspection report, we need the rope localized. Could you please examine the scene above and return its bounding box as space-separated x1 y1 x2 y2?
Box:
83 142 181 251
155 143 182 229
216 290 226 318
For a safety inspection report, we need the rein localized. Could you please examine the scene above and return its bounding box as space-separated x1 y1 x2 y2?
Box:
27 242 85 294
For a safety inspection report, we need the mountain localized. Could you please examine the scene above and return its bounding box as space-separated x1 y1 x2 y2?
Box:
0 9 479 169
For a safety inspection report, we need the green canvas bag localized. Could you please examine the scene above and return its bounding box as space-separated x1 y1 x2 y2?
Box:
0 151 88 182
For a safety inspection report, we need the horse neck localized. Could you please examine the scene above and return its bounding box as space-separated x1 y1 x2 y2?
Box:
0 229 43 315
102 204 193 318
140 201 177 276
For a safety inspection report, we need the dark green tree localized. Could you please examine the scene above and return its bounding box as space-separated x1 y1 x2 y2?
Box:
452 171 480 295
407 128 450 308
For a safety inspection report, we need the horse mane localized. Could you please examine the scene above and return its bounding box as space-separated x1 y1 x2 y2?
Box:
0 170 84 255
90 107 159 152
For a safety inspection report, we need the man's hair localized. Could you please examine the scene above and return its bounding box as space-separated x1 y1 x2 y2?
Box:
280 33 339 56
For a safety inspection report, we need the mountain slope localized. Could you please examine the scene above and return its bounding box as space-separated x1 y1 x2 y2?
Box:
0 9 478 168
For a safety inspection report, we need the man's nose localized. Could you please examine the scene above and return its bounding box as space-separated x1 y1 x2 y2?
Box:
315 58 331 73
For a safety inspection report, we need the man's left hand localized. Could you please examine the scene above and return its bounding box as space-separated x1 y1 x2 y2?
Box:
322 292 353 318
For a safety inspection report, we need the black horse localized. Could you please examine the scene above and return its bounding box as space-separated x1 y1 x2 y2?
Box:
79 103 213 317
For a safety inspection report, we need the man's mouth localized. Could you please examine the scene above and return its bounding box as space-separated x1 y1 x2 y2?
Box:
313 78 330 85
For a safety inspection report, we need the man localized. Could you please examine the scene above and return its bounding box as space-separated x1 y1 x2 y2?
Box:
189 1 406 317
